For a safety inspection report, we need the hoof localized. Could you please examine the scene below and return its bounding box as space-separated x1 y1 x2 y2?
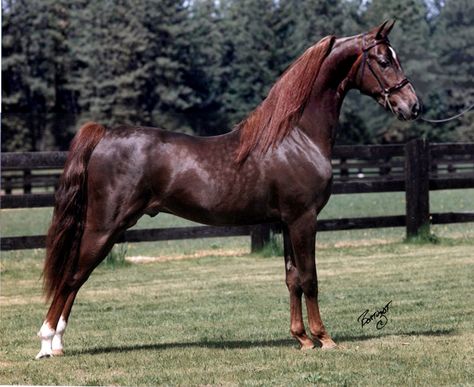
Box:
35 350 53 360
52 349 65 356
313 334 337 350
300 342 315 350
294 335 315 350
320 340 337 350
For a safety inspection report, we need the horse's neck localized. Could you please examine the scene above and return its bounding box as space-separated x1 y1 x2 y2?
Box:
299 37 360 157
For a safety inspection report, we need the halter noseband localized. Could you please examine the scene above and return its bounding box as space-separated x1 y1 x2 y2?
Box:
357 33 410 114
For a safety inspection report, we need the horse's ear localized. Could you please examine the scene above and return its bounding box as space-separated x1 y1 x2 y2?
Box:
374 19 396 39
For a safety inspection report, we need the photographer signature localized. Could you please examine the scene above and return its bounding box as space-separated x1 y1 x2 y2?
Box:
357 300 392 330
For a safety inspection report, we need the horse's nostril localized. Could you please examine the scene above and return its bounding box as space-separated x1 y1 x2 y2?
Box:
411 102 421 116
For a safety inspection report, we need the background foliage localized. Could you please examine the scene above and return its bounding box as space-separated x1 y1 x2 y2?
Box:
2 0 473 151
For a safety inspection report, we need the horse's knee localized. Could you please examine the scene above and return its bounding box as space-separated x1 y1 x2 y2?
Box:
285 267 302 294
286 280 303 296
299 274 317 297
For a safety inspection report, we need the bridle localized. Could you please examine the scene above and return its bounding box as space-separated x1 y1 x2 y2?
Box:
356 33 410 114
349 32 473 124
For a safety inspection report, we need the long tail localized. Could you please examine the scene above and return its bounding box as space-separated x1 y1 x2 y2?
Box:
43 122 106 301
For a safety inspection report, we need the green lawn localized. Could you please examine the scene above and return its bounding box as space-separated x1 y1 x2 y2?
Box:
1 240 473 385
1 189 473 385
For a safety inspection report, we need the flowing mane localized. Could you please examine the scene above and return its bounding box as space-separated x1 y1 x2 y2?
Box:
235 35 336 162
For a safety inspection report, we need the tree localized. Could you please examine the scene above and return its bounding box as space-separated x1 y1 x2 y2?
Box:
2 0 31 151
69 0 151 129
142 0 197 133
221 0 279 127
2 0 75 151
3 0 471 150
429 0 474 141
185 0 227 135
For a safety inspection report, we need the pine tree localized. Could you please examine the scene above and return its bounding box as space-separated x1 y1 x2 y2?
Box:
185 0 226 135
69 0 198 134
430 0 474 141
2 0 31 151
221 0 279 127
294 0 347 53
142 0 197 133
273 0 352 72
2 0 75 151
4 0 470 149
69 0 151 128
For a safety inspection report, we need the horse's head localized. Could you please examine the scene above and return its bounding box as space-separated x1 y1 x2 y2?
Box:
351 20 420 121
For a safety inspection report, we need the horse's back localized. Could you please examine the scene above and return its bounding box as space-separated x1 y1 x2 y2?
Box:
85 125 259 226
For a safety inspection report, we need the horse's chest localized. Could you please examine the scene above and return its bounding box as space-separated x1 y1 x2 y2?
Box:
273 152 333 212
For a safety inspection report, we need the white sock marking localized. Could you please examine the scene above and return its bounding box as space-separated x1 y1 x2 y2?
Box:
36 321 55 359
52 316 67 352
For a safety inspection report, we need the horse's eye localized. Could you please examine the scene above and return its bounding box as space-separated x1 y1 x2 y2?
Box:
379 59 390 68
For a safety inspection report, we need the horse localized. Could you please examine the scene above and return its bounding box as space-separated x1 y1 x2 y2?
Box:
36 20 420 359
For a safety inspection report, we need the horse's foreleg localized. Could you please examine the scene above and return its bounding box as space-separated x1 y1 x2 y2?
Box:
283 225 314 349
287 214 336 349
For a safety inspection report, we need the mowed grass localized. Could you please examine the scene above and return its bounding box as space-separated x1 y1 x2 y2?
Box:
2 189 473 258
1 240 473 385
1 189 473 385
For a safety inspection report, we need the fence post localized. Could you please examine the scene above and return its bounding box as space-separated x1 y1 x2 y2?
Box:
23 169 32 194
340 157 349 180
4 176 12 194
405 138 430 239
251 223 271 252
379 156 391 177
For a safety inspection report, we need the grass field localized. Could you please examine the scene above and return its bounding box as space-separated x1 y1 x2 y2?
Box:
1 190 473 385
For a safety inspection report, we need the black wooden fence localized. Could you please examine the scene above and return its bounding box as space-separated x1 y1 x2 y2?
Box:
2 139 474 251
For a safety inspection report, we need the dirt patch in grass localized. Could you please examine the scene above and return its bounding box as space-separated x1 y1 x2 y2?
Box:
319 238 398 249
0 295 43 306
127 248 249 264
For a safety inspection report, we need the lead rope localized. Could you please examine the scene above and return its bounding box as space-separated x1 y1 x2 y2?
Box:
418 102 474 123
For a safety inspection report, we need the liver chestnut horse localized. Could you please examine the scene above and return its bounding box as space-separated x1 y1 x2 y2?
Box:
36 20 420 358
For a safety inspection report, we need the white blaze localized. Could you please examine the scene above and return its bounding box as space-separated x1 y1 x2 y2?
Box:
389 47 398 62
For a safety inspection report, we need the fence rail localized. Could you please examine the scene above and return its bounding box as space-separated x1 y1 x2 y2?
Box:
2 140 474 251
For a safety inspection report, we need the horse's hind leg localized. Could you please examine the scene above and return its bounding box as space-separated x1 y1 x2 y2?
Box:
50 290 78 356
37 187 151 359
283 225 315 350
38 289 79 358
36 228 117 359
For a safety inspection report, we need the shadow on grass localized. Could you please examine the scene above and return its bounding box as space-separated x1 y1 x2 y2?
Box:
334 327 456 343
71 328 455 356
